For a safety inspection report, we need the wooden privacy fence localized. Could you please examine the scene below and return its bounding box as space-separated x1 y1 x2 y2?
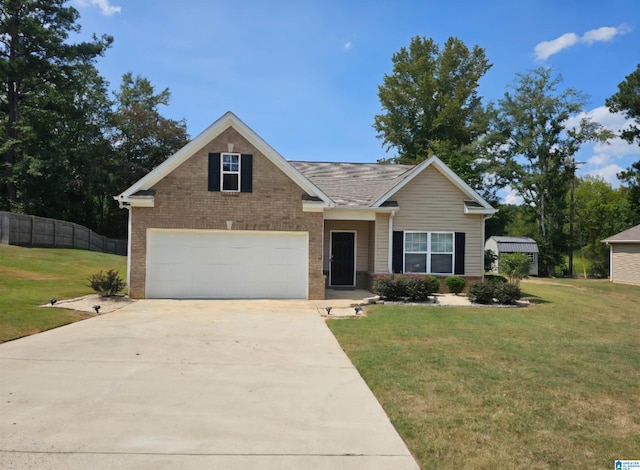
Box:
0 212 127 256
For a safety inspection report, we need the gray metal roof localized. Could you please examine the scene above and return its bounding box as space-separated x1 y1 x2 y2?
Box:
602 224 640 243
489 236 539 253
290 161 414 207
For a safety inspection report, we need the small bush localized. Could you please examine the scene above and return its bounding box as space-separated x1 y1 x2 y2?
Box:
88 269 125 297
445 275 466 294
374 274 438 302
493 282 521 305
468 282 494 304
485 274 507 284
427 275 440 294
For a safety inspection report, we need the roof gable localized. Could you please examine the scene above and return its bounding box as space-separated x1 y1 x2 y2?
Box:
603 224 640 243
371 156 495 213
116 112 331 205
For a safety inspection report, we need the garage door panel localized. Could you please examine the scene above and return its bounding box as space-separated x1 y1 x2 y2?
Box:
147 230 308 299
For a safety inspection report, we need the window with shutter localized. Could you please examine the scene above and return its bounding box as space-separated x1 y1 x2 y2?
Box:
208 152 253 193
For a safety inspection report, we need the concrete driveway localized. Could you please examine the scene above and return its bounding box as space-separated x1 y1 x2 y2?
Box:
0 300 419 469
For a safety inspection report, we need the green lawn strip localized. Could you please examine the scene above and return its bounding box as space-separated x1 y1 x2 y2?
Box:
0 245 127 342
328 279 640 468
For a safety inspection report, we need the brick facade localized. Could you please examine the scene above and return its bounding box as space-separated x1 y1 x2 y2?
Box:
128 127 325 299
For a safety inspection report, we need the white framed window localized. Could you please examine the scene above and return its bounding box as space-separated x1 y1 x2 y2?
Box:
221 153 240 192
404 232 454 274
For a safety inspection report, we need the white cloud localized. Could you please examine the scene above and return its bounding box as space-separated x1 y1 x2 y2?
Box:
534 33 579 61
582 24 631 45
344 41 352 51
585 163 625 187
75 0 121 16
534 24 631 61
504 188 523 205
567 106 640 186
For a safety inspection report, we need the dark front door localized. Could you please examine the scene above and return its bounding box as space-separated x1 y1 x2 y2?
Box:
330 232 355 286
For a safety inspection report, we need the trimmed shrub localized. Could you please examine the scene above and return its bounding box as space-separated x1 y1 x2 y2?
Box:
426 275 440 294
374 274 438 302
485 274 507 284
493 282 521 305
88 269 125 297
468 282 494 304
445 275 466 294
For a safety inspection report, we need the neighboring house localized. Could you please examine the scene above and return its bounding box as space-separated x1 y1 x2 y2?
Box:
602 224 640 286
485 236 539 276
116 112 496 300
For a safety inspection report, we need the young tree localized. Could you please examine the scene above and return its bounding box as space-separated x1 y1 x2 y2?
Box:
373 36 493 190
487 68 609 275
499 252 531 286
0 0 112 211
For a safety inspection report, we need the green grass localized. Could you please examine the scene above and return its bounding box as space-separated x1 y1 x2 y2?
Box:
328 279 640 469
0 244 127 342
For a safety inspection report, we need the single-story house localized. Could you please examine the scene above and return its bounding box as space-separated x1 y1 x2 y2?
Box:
116 112 496 300
484 236 539 276
602 224 640 286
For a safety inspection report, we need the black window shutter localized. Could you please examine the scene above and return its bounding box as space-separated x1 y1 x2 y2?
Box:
240 154 253 193
208 153 220 191
454 232 465 275
392 231 404 273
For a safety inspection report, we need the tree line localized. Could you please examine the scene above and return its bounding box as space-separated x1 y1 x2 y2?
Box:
0 1 188 238
374 36 640 276
2 3 639 276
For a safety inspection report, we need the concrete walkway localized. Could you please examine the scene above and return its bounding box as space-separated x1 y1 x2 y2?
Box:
0 300 419 469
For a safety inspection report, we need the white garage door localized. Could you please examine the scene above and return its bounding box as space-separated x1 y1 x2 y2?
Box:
147 230 308 299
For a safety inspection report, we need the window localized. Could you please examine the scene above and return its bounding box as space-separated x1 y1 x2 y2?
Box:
221 153 240 192
404 232 454 274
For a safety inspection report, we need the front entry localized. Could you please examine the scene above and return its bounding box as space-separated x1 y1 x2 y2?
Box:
330 231 355 286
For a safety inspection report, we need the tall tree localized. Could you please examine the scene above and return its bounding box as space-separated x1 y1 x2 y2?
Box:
16 61 113 228
606 64 640 224
488 67 608 275
110 73 189 183
606 63 640 145
373 36 493 190
101 73 189 238
571 176 631 276
0 0 112 211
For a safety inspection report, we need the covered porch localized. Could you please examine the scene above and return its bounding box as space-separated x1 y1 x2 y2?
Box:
323 211 392 291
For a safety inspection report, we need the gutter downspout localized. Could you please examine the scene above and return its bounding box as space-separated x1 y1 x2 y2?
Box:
388 210 396 273
126 205 132 293
482 213 493 281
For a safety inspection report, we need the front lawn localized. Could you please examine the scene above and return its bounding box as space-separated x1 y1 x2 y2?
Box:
328 279 640 468
0 245 127 342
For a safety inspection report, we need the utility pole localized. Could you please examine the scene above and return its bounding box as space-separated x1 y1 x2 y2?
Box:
568 160 585 277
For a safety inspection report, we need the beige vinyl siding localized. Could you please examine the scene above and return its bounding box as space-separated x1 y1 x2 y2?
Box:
374 213 390 273
393 166 484 276
611 243 640 286
323 220 372 272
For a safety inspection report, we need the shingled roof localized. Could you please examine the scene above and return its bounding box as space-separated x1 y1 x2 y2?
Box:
290 161 414 207
602 224 640 243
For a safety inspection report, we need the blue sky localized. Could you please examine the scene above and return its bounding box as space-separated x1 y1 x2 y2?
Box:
71 0 640 201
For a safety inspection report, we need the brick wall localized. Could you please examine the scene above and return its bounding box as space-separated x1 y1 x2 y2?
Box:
129 127 324 299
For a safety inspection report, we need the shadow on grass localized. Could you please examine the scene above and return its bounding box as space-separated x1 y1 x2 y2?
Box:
521 290 550 304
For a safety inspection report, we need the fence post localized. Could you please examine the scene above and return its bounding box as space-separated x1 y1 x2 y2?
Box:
30 215 35 246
